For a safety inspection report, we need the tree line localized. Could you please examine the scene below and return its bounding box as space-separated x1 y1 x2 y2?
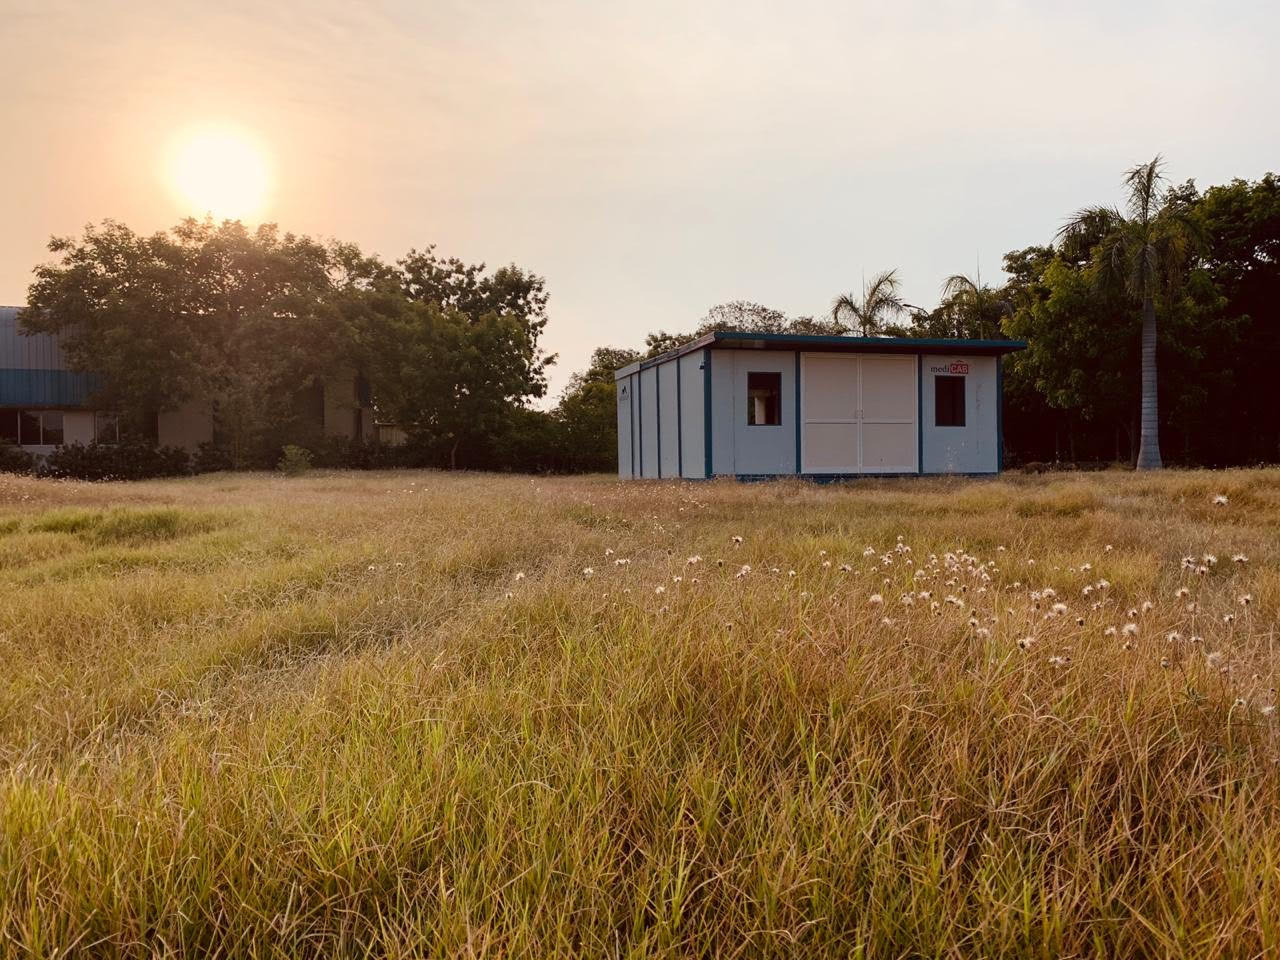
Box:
15 158 1280 474
20 219 575 471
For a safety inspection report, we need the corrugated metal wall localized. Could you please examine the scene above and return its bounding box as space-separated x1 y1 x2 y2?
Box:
0 306 98 406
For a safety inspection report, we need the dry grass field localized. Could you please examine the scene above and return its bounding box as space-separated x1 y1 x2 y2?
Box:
1 468 1279 958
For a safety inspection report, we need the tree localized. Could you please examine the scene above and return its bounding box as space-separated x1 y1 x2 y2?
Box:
398 245 554 402
23 218 373 465
353 290 547 470
1056 157 1203 469
830 269 905 336
936 272 1012 340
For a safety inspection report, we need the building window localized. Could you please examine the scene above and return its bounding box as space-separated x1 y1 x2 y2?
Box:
19 411 41 444
935 376 966 427
40 411 64 445
95 412 120 443
747 372 782 425
15 410 67 445
0 411 18 445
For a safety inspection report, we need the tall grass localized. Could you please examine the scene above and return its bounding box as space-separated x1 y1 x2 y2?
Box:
0 469 1277 957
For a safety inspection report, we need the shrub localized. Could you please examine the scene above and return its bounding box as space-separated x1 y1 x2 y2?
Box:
0 442 34 475
277 445 313 476
193 441 235 474
39 440 190 481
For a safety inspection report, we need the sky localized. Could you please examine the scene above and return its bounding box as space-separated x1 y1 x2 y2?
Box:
2 0 1278 402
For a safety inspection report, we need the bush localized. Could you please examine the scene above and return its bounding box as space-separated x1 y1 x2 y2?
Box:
277 445 313 476
0 442 34 475
193 442 235 474
39 441 190 481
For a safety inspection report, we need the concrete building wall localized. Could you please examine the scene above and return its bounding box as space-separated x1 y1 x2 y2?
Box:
63 411 95 446
921 355 999 474
322 374 374 442
158 400 214 452
677 352 706 479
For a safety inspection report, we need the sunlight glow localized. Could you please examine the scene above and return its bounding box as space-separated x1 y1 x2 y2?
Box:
170 128 270 220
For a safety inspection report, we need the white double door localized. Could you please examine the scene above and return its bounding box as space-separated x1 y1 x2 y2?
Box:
801 354 918 473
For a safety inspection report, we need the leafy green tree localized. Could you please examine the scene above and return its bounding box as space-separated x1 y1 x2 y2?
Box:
1057 157 1203 469
830 269 905 336
23 218 374 465
643 301 844 358
353 289 548 469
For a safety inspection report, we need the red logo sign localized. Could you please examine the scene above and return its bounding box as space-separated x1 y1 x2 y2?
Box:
950 361 969 375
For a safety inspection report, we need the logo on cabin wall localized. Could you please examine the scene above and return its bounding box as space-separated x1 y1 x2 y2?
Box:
929 362 970 375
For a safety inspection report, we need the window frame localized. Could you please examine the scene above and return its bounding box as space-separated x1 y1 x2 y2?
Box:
95 412 121 444
746 371 783 427
934 375 966 428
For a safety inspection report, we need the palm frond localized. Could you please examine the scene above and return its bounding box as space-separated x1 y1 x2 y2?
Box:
940 273 977 300
830 293 858 327
1123 156 1165 223
1055 205 1122 254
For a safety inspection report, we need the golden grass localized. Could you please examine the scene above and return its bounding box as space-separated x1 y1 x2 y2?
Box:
1 468 1278 958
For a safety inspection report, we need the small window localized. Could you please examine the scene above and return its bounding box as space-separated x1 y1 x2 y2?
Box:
747 372 782 426
95 412 120 443
40 411 64 445
0 411 18 445
935 376 965 427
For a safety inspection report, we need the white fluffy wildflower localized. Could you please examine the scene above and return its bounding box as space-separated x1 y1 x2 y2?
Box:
1212 494 1229 506
868 593 884 605
581 567 594 577
1122 622 1139 637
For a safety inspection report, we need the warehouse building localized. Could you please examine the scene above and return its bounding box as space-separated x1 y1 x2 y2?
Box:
614 331 1026 478
1 306 376 454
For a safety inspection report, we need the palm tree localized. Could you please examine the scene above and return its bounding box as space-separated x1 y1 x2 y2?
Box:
831 269 905 337
939 272 1011 340
1056 156 1202 470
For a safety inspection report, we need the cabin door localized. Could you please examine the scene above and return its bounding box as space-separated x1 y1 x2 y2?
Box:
801 354 918 474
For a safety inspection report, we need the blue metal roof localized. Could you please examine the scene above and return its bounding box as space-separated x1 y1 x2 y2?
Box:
0 305 100 407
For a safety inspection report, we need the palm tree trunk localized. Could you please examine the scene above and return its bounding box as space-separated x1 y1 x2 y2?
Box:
1135 297 1162 470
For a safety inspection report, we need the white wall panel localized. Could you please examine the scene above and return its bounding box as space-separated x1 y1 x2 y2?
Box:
921 355 998 473
678 353 706 478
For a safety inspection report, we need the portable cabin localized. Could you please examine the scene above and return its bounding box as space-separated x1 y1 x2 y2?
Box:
614 331 1026 479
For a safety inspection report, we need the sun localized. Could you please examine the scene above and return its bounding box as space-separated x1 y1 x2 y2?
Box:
170 128 271 220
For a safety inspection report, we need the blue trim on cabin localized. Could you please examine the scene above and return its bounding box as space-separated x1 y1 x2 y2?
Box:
629 374 636 478
675 358 683 477
916 354 923 475
618 331 1028 376
702 348 712 478
734 472 999 483
996 355 1004 474
793 351 801 473
655 363 661 479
